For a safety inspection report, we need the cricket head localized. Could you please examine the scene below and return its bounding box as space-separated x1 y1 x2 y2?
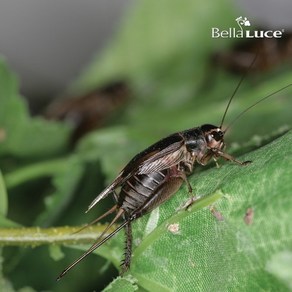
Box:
201 124 225 150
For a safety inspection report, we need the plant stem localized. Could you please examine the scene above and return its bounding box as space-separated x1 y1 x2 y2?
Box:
0 225 116 247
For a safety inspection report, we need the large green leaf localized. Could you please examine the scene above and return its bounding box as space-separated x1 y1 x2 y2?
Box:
101 130 292 291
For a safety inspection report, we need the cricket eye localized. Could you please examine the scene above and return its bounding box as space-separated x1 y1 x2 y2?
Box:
211 130 223 141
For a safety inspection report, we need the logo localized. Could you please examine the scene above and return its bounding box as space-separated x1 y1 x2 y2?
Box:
212 16 284 39
235 16 251 30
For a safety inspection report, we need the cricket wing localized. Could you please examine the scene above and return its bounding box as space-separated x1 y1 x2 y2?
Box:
138 140 186 174
87 133 185 212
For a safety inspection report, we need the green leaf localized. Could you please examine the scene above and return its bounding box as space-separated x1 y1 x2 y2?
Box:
48 245 65 261
102 275 138 292
0 216 20 228
76 126 133 180
35 156 85 227
266 251 292 290
0 249 15 292
17 287 36 292
4 157 69 189
0 57 71 159
0 273 15 292
0 170 7 217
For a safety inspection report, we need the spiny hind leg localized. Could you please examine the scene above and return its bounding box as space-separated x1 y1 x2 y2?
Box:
120 220 132 275
113 190 133 275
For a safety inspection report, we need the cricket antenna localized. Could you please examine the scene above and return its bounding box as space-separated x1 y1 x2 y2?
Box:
224 83 292 133
220 54 257 128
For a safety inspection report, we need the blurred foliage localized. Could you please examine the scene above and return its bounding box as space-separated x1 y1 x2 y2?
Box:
0 0 292 291
0 60 71 160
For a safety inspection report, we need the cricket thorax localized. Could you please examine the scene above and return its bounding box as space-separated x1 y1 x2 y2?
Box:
184 128 207 153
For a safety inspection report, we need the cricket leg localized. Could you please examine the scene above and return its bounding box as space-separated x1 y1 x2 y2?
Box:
215 149 251 165
120 220 132 275
177 170 198 210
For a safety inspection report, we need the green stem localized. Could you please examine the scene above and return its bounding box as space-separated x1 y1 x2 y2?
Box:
0 225 116 247
4 157 69 189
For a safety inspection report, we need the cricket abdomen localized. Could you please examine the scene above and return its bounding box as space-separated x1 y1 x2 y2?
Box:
118 170 167 212
118 166 184 218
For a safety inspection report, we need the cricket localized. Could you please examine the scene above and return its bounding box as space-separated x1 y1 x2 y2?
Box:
57 58 291 281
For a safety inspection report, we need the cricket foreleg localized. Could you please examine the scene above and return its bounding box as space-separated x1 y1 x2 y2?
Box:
214 149 251 166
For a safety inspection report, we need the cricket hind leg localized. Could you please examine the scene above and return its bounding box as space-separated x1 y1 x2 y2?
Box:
120 217 132 275
113 190 133 274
